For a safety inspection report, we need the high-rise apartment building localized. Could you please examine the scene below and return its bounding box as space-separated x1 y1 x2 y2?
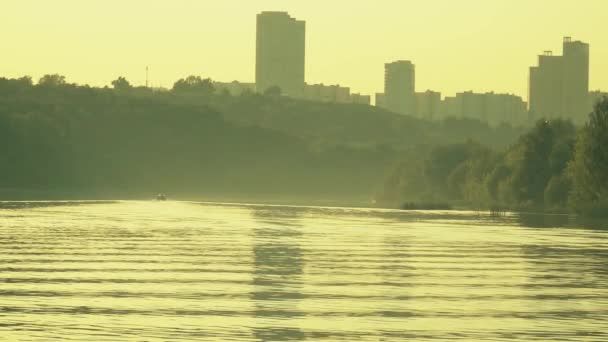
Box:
528 37 589 122
415 90 441 120
562 37 590 119
256 12 306 98
375 93 387 109
440 92 527 126
384 61 416 115
303 83 350 103
350 93 371 105
529 51 563 119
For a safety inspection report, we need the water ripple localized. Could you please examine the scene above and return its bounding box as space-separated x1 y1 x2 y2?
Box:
0 201 607 341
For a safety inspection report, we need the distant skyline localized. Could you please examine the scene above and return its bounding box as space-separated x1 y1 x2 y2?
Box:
2 0 607 97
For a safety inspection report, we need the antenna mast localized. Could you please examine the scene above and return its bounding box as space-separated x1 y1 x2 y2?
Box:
146 66 149 88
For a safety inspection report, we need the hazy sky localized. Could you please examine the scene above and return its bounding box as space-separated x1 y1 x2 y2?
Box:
2 0 607 98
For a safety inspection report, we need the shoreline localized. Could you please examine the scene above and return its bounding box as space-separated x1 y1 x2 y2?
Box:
1 188 606 222
0 191 575 216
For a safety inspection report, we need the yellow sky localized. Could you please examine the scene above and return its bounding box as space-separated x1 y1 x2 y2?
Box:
2 0 606 98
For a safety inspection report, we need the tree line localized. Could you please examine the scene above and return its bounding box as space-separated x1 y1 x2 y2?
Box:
3 73 602 215
378 98 608 217
0 75 393 203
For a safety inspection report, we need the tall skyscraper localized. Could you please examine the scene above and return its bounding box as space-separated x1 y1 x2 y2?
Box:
256 12 306 98
528 37 589 122
562 37 590 119
529 51 564 119
384 61 416 115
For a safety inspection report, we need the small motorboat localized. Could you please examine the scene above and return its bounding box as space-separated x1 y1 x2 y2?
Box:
156 193 167 201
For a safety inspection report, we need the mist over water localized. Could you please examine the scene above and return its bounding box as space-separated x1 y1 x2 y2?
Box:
0 201 607 341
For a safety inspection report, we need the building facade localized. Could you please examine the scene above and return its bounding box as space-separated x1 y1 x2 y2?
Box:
528 37 589 123
441 96 460 118
440 91 527 126
375 93 387 109
303 83 371 105
384 61 416 115
415 90 441 120
350 93 371 105
562 37 590 120
484 93 529 126
303 83 350 103
256 12 306 98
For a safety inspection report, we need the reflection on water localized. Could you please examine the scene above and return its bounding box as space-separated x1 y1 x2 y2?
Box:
251 207 305 341
0 200 116 210
518 212 573 228
0 201 607 341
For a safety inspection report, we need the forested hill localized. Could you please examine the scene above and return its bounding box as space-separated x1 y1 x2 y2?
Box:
1 75 605 216
161 88 526 149
214 97 526 149
114 76 527 149
0 78 393 202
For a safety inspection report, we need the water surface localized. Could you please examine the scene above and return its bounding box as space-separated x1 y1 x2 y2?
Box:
1 201 607 341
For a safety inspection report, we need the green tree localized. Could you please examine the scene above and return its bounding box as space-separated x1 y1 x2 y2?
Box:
38 74 66 87
569 98 608 215
111 77 132 91
501 119 575 208
378 157 428 204
264 86 282 97
425 140 483 198
17 76 33 87
485 162 511 201
544 174 571 209
172 75 214 95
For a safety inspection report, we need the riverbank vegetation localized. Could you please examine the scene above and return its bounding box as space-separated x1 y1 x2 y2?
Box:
0 74 605 217
379 99 608 217
0 75 391 200
0 75 525 201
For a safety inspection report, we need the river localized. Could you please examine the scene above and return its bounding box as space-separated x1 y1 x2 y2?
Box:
0 201 607 341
